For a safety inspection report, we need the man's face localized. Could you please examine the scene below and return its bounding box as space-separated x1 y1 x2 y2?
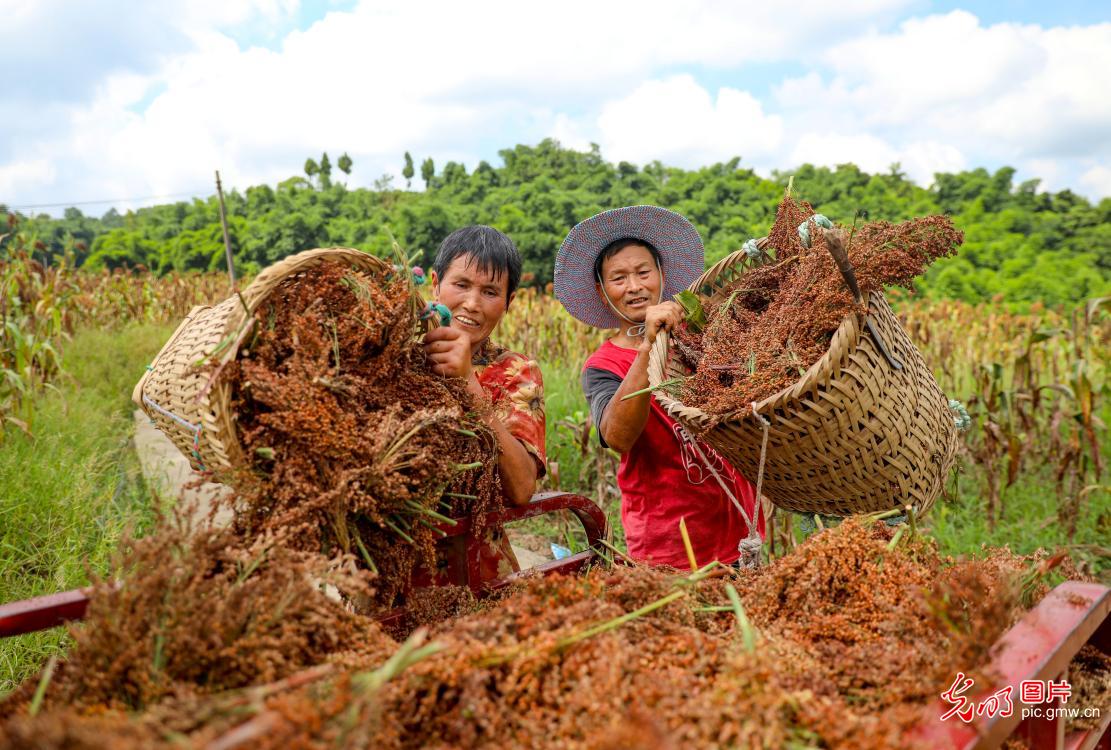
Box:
430 254 513 347
595 244 661 324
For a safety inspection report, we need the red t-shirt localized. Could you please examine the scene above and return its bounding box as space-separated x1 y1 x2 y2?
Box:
583 340 763 568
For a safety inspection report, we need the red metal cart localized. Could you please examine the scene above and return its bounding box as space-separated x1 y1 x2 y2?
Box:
1 499 1107 750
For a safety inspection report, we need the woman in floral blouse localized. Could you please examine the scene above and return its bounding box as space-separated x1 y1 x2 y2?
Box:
421 225 546 578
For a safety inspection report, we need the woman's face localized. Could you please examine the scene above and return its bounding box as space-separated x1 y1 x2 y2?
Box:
430 254 513 347
595 244 661 324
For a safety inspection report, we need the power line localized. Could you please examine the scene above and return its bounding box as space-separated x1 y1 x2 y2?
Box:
6 189 212 211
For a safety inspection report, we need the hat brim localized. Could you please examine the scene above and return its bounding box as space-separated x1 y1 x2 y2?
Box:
554 205 705 329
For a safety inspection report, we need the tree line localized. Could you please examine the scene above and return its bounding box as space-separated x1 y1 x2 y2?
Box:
5 140 1109 305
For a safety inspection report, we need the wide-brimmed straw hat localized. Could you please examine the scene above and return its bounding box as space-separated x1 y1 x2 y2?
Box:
554 205 704 329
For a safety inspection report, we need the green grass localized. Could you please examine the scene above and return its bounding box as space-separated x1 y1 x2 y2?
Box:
0 323 173 693
519 360 625 553
926 464 1110 578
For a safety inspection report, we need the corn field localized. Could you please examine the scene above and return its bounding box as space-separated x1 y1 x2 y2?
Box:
0 218 227 437
1 223 1107 533
900 295 1109 535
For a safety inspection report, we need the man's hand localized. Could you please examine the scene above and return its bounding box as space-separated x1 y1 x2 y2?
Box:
424 325 472 379
639 301 684 351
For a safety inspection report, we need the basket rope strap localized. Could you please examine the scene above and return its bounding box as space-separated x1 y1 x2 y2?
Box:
797 214 833 248
681 425 763 568
143 395 201 434
750 402 771 505
735 402 774 568
142 395 207 472
948 399 971 431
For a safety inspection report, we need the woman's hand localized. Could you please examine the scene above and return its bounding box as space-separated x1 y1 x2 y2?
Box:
424 326 472 379
639 301 685 351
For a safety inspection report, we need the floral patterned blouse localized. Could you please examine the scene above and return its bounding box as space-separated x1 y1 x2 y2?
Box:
472 339 547 478
405 338 549 596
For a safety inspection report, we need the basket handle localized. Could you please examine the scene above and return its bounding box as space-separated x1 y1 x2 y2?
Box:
689 237 771 293
823 229 904 371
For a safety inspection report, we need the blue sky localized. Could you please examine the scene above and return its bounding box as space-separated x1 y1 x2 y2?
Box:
1 0 1108 216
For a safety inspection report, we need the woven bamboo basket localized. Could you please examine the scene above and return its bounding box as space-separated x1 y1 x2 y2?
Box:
647 238 960 516
132 247 391 474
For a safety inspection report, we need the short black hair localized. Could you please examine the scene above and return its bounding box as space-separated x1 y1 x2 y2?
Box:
433 225 522 301
593 237 661 282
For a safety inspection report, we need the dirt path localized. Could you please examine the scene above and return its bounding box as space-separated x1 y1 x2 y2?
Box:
132 410 549 568
132 410 234 526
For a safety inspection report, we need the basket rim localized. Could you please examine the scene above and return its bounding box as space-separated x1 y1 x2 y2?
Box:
131 303 212 410
223 247 391 354
649 239 866 424
136 246 401 473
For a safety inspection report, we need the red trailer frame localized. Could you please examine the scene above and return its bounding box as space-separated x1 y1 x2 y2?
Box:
911 581 1110 749
1 506 1107 750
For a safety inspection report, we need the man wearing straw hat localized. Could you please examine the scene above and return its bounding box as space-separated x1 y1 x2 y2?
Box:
554 206 763 568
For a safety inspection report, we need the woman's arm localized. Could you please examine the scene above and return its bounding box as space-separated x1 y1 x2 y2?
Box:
468 385 538 506
425 325 539 506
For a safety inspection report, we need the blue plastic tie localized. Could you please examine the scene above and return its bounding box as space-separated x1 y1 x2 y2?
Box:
797 214 833 248
420 302 452 326
949 399 972 432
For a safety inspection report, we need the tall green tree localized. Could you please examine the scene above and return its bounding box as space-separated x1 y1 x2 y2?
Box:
18 140 1110 304
319 153 332 189
402 152 415 189
337 152 353 177
303 158 319 185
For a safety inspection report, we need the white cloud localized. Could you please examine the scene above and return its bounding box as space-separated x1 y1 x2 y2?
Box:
3 1 1110 211
0 159 56 197
548 114 594 154
776 11 1111 172
898 141 967 185
596 75 783 167
789 134 965 186
0 0 911 209
1079 165 1111 199
790 133 900 175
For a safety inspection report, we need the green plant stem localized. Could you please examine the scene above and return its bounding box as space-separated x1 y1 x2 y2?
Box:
404 500 457 525
353 534 378 575
28 655 57 717
725 583 757 653
679 517 698 572
384 517 414 544
554 590 686 651
620 377 684 401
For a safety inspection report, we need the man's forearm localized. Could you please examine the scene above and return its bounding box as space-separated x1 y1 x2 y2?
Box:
599 348 652 453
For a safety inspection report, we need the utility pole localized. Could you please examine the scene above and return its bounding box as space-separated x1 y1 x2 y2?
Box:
215 170 236 291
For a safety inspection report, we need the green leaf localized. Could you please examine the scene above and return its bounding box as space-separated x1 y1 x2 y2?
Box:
674 290 706 332
1085 296 1110 322
1029 327 1063 344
